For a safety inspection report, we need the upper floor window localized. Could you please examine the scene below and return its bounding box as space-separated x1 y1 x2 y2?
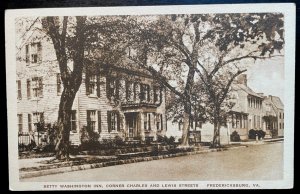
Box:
279 112 282 119
140 84 150 102
32 77 43 98
107 78 120 100
26 42 42 65
16 80 21 100
89 75 97 96
27 79 31 99
126 81 134 102
153 86 161 103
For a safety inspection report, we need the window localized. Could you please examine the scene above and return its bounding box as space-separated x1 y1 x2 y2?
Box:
32 77 43 97
140 84 150 102
156 114 162 131
27 79 31 99
71 110 77 132
279 112 281 119
107 78 119 99
107 111 120 132
87 110 96 131
279 123 281 129
28 114 32 132
17 80 21 100
57 73 62 95
144 113 151 131
89 75 97 96
17 114 23 132
98 111 101 132
33 112 44 131
153 87 160 103
25 44 29 64
126 81 134 102
30 42 42 64
195 120 202 128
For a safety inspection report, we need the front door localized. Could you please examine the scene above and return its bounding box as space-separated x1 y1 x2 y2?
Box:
125 113 137 138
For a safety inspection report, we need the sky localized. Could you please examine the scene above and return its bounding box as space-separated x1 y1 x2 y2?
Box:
246 56 284 102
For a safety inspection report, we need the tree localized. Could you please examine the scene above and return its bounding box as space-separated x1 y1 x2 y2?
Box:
41 16 86 160
126 13 284 147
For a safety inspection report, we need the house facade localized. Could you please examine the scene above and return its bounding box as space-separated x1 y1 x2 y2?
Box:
17 32 167 146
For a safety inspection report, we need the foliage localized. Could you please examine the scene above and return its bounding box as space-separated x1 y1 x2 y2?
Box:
230 131 241 142
248 129 266 139
79 126 101 151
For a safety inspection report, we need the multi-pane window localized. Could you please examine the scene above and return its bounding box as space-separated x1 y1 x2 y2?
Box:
143 113 151 131
17 114 23 132
140 84 150 102
153 87 161 103
33 112 44 131
126 81 134 102
156 113 162 131
71 110 77 132
108 79 119 99
107 111 119 132
27 79 31 99
57 73 62 95
30 42 41 64
28 114 32 132
87 110 96 131
17 80 21 100
89 75 97 96
32 77 43 97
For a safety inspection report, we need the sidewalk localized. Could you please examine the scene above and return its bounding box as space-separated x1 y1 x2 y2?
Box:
19 140 282 179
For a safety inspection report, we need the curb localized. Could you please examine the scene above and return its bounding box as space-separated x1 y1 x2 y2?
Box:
20 145 247 179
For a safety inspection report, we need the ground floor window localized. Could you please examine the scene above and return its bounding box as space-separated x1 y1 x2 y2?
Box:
144 113 151 131
107 111 120 132
18 114 23 132
28 114 32 132
87 110 96 131
155 113 162 131
71 110 77 132
33 112 44 131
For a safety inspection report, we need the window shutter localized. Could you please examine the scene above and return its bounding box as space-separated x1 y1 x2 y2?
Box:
97 75 100 98
85 71 90 95
117 112 120 131
107 111 111 133
38 77 43 97
87 110 91 129
27 79 31 99
161 114 163 131
25 44 30 65
98 111 101 133
37 42 42 63
106 77 111 99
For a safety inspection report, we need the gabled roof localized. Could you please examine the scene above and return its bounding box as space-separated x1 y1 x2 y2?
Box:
232 83 264 98
269 96 284 109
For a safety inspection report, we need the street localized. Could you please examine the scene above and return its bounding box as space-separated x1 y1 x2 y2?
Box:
23 142 283 181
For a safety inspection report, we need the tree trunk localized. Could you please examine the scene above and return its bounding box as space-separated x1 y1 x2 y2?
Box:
212 120 221 148
180 111 190 147
55 86 78 160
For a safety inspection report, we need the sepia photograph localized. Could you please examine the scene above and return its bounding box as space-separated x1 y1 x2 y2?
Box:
5 3 295 190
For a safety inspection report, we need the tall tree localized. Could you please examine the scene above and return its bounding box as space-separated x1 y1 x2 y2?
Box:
41 16 87 160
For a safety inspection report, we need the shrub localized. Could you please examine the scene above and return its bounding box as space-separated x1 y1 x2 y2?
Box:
79 126 101 151
168 136 176 145
115 135 125 146
257 129 266 139
248 129 257 139
230 131 241 142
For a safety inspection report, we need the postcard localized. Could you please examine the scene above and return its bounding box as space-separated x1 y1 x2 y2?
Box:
5 3 295 190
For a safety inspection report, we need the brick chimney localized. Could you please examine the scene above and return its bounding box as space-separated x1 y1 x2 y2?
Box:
236 74 247 86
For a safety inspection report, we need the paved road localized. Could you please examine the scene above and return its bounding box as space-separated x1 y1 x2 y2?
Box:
23 143 283 181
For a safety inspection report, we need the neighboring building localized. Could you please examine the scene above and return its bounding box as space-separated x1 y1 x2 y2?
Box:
265 95 284 137
166 74 284 143
17 31 167 146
